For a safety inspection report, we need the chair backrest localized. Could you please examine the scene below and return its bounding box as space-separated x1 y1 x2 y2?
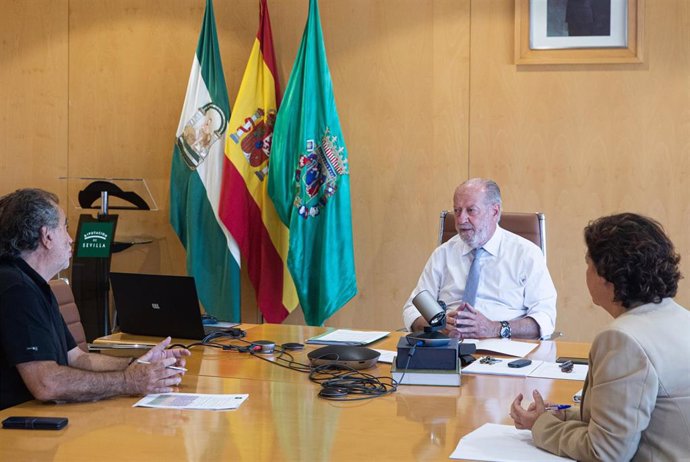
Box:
438 211 547 259
49 278 87 351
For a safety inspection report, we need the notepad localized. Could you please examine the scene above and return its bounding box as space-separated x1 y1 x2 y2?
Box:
451 423 574 461
305 329 389 346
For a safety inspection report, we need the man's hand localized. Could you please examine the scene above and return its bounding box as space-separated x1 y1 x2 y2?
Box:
124 337 191 395
124 356 184 395
138 337 191 369
446 302 500 338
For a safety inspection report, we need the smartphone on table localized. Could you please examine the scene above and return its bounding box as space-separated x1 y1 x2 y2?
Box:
2 416 68 430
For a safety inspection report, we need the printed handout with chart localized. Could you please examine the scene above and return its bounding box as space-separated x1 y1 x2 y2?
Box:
133 393 249 411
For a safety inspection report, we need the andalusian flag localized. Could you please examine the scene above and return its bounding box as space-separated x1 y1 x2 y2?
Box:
268 0 357 326
170 0 241 321
219 0 298 323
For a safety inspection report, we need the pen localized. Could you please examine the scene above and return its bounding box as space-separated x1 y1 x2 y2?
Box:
545 404 571 411
136 359 187 372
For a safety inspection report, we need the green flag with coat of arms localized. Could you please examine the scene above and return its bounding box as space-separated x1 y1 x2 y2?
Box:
268 0 357 326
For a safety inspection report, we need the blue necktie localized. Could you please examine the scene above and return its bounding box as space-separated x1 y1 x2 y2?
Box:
463 247 485 307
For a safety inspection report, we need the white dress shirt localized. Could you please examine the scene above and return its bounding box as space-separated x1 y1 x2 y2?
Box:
402 226 557 335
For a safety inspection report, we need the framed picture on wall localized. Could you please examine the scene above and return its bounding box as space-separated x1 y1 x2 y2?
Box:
515 0 645 65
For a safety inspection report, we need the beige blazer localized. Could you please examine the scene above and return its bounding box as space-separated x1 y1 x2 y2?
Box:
532 298 690 461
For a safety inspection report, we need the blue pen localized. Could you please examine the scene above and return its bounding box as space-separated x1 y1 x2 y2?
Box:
545 404 571 411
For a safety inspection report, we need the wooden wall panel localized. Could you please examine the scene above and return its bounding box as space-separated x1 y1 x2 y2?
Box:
0 0 68 201
68 0 202 280
65 0 471 329
324 0 471 328
469 0 690 341
2 0 687 342
67 0 262 322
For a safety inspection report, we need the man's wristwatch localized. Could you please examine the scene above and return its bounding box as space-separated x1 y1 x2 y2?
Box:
499 321 511 339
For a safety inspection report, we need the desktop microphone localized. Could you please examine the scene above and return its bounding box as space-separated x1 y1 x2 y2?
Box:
411 291 476 358
406 290 450 347
397 290 459 373
412 290 446 329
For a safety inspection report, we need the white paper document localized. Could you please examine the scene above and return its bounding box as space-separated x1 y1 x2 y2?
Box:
465 338 539 357
133 393 249 411
372 349 396 364
450 423 574 461
462 359 544 377
306 329 389 345
463 360 588 381
528 362 589 381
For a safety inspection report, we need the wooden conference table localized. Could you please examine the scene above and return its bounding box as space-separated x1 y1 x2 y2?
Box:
0 324 588 461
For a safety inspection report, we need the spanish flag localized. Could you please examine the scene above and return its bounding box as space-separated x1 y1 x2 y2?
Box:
219 0 297 323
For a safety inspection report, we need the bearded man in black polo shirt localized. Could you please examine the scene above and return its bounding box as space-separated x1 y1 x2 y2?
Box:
0 188 190 410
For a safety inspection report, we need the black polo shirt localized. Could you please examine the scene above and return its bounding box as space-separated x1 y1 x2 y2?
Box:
0 257 76 410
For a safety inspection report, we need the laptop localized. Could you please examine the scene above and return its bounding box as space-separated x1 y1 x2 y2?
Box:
109 272 238 340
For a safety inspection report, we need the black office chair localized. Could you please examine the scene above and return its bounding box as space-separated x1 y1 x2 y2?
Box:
438 211 547 260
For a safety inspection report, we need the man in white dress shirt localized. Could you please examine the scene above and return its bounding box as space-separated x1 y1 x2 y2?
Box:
402 178 557 339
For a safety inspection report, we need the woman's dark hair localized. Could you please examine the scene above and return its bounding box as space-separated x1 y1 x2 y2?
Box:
584 213 681 308
0 188 60 258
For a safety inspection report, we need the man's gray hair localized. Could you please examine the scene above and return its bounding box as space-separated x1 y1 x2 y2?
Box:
0 188 60 258
461 178 502 211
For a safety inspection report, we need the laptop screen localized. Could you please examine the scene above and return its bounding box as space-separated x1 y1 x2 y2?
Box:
109 272 207 340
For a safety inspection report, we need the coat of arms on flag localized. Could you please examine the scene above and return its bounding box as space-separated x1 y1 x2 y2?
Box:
268 0 357 326
177 102 227 170
294 129 349 219
227 107 277 180
218 0 298 323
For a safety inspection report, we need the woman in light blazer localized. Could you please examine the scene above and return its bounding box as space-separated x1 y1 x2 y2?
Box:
510 213 690 461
